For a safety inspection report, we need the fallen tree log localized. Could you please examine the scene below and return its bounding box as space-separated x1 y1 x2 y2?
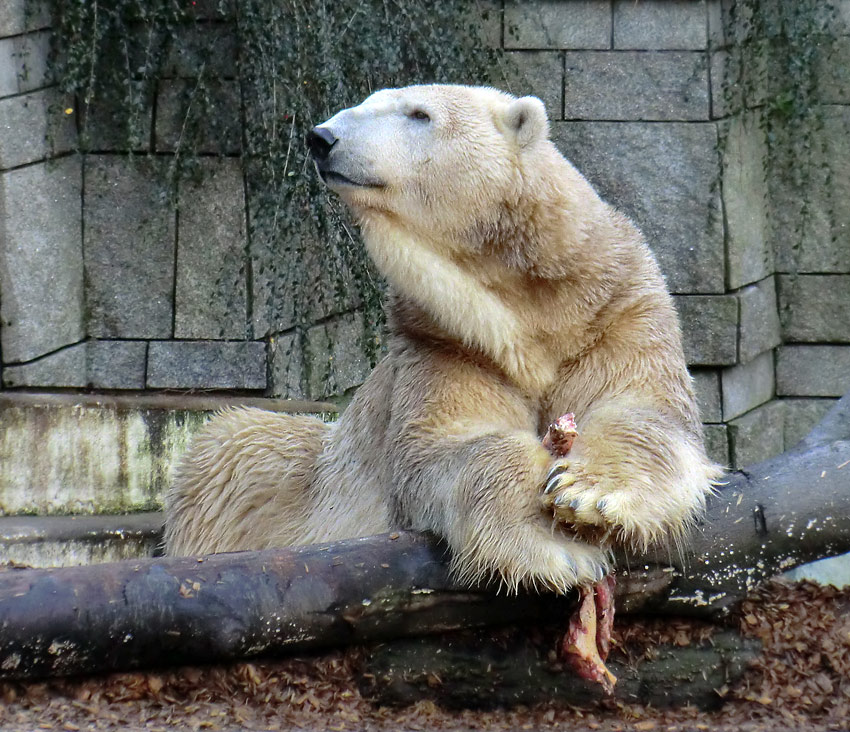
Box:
0 394 848 682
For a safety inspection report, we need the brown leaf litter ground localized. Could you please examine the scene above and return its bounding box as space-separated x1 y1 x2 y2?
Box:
1 580 848 731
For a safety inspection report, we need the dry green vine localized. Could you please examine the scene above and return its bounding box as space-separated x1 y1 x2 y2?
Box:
40 0 508 400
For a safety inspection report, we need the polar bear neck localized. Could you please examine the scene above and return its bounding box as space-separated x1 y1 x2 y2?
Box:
361 219 569 393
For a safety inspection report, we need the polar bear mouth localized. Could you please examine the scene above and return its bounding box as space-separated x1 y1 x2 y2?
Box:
319 169 385 189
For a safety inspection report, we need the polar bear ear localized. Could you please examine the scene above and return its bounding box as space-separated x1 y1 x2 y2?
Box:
502 96 549 148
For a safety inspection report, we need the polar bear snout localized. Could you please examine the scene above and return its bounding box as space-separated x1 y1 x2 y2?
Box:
306 126 338 162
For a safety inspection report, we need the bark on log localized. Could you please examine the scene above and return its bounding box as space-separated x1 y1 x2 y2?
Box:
0 394 848 681
0 532 574 680
648 391 850 616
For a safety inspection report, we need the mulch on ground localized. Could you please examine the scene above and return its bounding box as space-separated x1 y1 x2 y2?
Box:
1 579 848 731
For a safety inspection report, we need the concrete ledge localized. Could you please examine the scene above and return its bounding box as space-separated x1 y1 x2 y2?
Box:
0 512 163 568
0 391 337 516
0 390 337 414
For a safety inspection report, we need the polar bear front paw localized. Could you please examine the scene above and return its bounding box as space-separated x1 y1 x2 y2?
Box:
542 459 614 543
541 458 694 551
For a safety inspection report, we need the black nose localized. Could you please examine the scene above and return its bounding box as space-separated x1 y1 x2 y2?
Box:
306 126 337 161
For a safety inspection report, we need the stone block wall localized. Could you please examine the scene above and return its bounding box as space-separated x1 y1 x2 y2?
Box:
0 1 848 470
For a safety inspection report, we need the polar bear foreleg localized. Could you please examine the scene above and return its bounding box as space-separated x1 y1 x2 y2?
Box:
392 429 610 593
541 400 721 553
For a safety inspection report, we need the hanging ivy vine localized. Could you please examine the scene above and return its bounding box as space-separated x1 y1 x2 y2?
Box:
41 0 508 401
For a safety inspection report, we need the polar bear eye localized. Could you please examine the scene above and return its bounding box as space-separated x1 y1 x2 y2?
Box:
408 109 430 122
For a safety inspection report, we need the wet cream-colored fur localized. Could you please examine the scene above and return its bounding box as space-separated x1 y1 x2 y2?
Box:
165 85 721 591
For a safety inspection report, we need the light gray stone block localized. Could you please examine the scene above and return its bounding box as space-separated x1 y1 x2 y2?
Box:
776 345 850 398
691 369 722 423
778 275 850 343
504 0 611 50
772 107 850 273
553 122 724 294
702 423 729 468
0 0 50 37
721 350 774 421
79 81 153 152
738 276 780 364
817 36 850 105
563 51 709 121
161 23 238 79
269 331 304 399
0 156 83 362
155 79 241 155
84 156 175 339
613 0 707 50
3 343 86 388
306 311 372 399
0 88 76 169
475 0 502 49
782 398 838 450
722 113 771 289
0 30 49 97
728 399 785 468
247 164 364 338
175 158 247 339
706 0 731 50
147 340 267 390
839 0 850 33
505 51 563 119
710 49 733 119
710 40 769 118
674 295 738 367
87 340 147 389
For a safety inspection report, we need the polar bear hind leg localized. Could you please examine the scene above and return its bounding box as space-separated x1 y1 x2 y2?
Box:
164 408 329 556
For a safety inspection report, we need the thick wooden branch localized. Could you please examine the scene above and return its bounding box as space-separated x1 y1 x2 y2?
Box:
0 394 848 681
649 392 850 616
0 532 574 680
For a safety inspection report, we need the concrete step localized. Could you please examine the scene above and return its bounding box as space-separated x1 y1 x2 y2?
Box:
0 391 335 516
0 512 163 568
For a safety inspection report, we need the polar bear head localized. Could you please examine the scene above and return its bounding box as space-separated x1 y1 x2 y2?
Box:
307 85 552 241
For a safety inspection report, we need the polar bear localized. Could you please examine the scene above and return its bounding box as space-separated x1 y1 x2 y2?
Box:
164 85 720 591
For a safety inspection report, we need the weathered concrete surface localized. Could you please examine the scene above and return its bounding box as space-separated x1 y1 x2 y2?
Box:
778 275 850 343
84 156 175 339
783 398 839 451
3 342 87 388
0 156 84 363
504 0 611 50
691 369 722 423
0 393 335 516
721 350 774 422
553 121 723 294
0 29 50 97
0 88 76 169
613 0 707 50
0 513 162 568
728 399 785 468
146 340 267 390
722 112 771 290
776 345 850 397
673 295 738 366
0 401 206 515
563 51 709 121
0 0 50 37
305 310 373 399
175 158 247 339
738 276 780 364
